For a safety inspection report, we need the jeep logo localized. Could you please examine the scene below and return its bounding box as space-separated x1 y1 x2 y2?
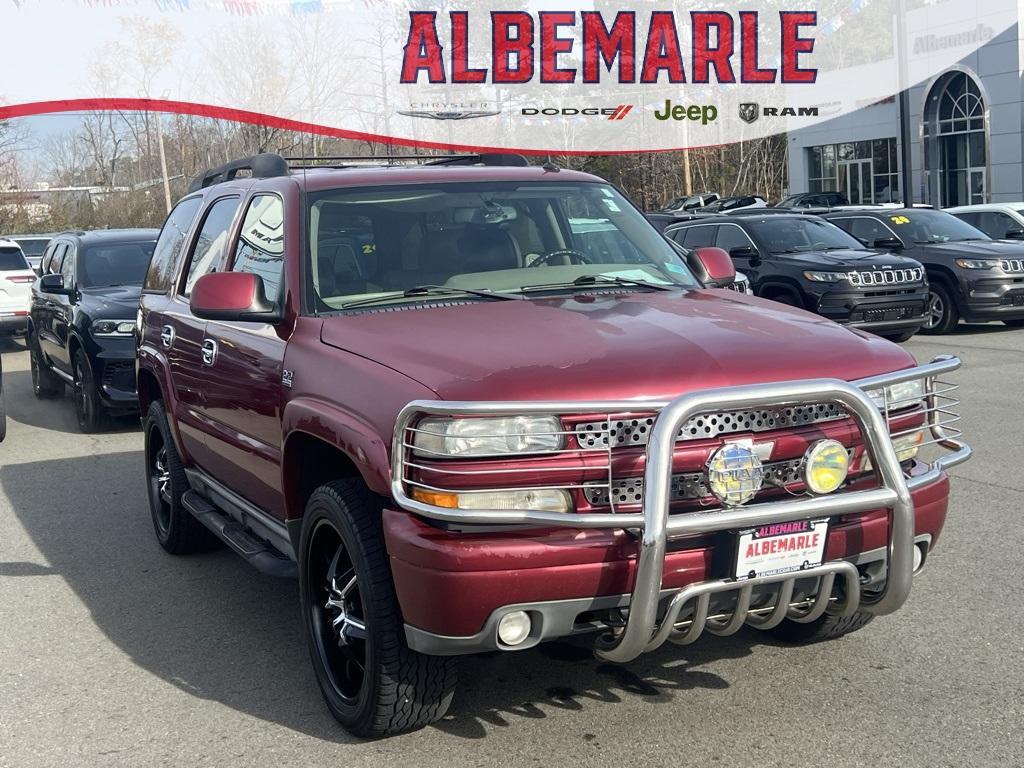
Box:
653 100 718 125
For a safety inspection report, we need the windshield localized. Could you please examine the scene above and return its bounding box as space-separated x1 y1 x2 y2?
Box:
13 238 48 257
745 217 865 253
0 247 29 271
890 210 990 243
79 241 156 287
307 181 700 310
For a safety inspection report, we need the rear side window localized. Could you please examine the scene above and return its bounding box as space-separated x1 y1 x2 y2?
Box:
680 225 717 248
145 197 202 293
0 247 29 271
181 197 241 296
232 195 285 300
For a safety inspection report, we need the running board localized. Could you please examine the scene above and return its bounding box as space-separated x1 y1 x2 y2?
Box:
182 490 297 578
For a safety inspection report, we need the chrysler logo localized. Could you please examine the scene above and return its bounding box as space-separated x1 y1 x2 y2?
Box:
738 103 760 124
398 107 500 121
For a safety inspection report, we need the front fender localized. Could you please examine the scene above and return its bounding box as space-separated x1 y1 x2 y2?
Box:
282 396 392 498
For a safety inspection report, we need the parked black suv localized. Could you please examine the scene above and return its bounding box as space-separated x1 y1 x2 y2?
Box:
665 213 929 341
823 208 1024 333
29 229 158 431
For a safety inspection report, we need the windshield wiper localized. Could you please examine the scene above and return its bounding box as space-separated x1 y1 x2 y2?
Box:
340 284 522 309
520 274 673 293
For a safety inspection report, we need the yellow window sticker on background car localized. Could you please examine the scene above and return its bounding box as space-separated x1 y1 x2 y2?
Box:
890 215 911 225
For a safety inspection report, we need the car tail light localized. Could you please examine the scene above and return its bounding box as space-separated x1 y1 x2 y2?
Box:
6 275 34 283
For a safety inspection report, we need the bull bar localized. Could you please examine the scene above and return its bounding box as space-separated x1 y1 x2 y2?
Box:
391 356 970 661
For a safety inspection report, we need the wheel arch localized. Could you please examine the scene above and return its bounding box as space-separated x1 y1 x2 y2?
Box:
922 265 964 309
757 278 809 308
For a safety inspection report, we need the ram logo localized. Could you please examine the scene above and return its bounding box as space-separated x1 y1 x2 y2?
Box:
739 103 760 124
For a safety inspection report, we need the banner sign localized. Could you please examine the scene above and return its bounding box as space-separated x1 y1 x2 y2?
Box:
0 0 1016 153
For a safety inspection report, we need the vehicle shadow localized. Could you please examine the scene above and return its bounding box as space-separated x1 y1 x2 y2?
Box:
1 370 140 435
2 450 765 743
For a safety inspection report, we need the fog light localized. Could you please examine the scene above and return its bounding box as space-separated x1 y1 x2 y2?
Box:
497 610 532 646
803 439 849 494
707 443 765 507
913 543 925 573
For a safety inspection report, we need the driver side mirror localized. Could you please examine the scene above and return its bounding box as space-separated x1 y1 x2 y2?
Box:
729 245 759 262
39 273 74 296
190 271 282 323
873 237 904 251
1004 228 1024 241
690 247 736 289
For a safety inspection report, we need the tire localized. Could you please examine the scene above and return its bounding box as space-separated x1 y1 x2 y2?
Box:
921 282 959 334
143 399 220 554
299 480 457 738
29 331 63 399
767 611 875 644
1003 318 1024 328
764 290 801 308
879 329 917 343
72 349 107 433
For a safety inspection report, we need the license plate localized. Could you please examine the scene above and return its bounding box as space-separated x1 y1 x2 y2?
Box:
735 519 829 580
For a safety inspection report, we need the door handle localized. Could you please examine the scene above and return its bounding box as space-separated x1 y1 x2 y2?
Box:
160 325 175 348
201 338 218 366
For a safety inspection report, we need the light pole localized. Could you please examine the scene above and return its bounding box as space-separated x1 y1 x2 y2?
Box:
895 0 914 205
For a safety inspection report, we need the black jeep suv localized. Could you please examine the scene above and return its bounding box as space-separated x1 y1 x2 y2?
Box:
823 208 1024 333
665 212 929 341
29 229 158 431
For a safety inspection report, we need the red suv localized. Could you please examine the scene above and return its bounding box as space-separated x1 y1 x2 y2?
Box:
137 153 970 737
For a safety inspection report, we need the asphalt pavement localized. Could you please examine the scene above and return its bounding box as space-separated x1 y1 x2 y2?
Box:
0 326 1022 767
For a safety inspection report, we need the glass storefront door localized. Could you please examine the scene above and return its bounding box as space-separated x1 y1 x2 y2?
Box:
838 159 873 204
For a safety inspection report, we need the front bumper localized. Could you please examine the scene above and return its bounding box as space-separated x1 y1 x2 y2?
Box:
814 287 928 332
90 340 138 408
959 274 1024 321
388 356 970 659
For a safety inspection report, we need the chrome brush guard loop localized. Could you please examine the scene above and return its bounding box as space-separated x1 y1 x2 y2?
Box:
391 356 970 661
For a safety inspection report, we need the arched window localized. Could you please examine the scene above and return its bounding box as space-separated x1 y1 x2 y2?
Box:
924 71 987 207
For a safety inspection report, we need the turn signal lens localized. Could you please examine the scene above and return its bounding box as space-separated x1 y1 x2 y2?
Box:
803 439 850 495
411 487 572 513
861 430 924 471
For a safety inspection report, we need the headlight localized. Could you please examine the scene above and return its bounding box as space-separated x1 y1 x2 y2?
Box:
412 416 565 457
866 378 925 411
803 439 850 494
861 429 924 471
91 319 136 337
955 258 998 270
410 487 572 513
803 271 847 283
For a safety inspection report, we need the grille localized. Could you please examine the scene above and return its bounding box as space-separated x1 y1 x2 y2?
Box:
584 456 813 506
575 403 845 449
1000 259 1024 273
101 360 135 392
848 268 923 287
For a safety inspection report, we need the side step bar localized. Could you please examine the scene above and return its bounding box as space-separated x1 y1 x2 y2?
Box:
182 490 297 578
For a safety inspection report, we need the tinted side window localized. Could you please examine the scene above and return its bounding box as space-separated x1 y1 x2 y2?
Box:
978 211 1016 238
952 212 978 227
847 218 893 244
681 225 717 248
232 195 285 300
145 197 202 293
715 225 755 252
48 243 67 275
181 197 241 296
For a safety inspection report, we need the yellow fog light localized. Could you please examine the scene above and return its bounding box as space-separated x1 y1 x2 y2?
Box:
803 439 850 494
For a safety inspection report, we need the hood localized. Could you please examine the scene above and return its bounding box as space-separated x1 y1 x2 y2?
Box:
78 285 142 319
915 239 1024 258
320 289 915 401
776 248 915 268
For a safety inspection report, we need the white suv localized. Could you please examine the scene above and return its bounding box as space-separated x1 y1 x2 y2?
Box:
0 238 35 337
946 203 1024 242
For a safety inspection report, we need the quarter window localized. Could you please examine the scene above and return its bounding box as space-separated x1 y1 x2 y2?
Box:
233 195 285 301
145 197 202 293
181 197 241 296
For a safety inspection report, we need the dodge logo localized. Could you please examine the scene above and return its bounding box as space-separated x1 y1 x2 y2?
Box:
738 103 760 124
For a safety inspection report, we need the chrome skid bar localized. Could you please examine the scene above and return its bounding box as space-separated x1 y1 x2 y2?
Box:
392 356 970 663
641 560 861 651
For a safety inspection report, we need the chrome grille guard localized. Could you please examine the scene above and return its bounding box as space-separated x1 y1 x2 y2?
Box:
391 355 970 662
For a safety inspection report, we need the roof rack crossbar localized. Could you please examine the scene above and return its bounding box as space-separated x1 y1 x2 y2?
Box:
187 153 290 193
284 153 530 169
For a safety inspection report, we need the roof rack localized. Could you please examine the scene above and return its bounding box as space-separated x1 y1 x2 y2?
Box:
283 152 529 169
188 152 531 192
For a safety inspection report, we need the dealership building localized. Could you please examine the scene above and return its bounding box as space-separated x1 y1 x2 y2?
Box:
787 12 1023 207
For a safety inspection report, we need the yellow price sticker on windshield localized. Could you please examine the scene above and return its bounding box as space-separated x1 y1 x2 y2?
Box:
890 215 910 225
